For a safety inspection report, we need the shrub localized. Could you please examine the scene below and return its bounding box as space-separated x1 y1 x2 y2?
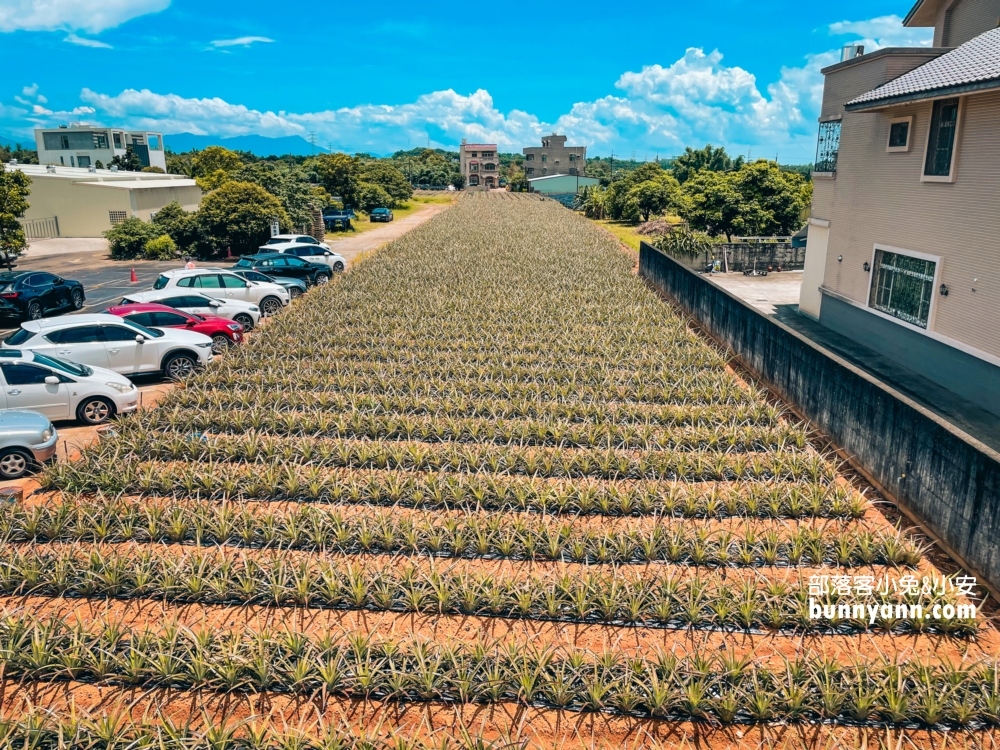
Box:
196 181 290 258
356 182 394 214
143 234 177 260
104 217 156 260
141 166 166 174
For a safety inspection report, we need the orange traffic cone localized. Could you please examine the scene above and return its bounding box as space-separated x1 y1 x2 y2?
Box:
226 245 233 259
129 268 137 283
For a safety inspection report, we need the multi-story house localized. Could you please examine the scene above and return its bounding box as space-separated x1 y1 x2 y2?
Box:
798 0 1000 418
459 140 499 188
522 134 586 178
35 125 168 171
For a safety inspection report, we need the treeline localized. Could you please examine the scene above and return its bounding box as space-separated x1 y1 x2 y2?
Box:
576 145 811 241
104 146 414 260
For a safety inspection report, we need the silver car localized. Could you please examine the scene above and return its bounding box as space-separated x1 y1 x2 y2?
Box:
0 410 58 480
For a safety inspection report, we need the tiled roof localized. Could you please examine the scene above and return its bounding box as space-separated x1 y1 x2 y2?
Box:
846 27 1000 109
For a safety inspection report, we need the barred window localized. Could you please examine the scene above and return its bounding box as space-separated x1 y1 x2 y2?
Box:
868 248 937 328
109 211 128 225
814 120 841 173
924 98 959 177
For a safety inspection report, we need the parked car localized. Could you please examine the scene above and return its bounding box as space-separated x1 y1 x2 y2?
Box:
322 208 355 231
235 254 332 287
151 269 289 316
118 291 261 330
2 313 214 380
222 268 307 299
106 303 244 354
370 207 394 223
0 271 86 321
274 245 346 271
261 234 331 251
0 410 58 480
0 349 137 425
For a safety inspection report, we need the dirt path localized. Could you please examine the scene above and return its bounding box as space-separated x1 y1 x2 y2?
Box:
328 202 453 267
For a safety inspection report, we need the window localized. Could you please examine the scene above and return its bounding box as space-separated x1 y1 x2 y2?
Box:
868 248 938 329
148 134 162 150
163 295 203 307
77 156 91 168
94 133 108 149
526 154 534 161
569 168 577 175
151 312 188 327
887 117 912 152
470 152 478 157
569 154 576 161
1 363 62 385
109 211 128 225
220 275 248 288
4 329 33 346
194 275 223 289
525 168 534 175
924 98 959 178
470 164 478 171
814 120 841 173
123 312 156 327
103 325 142 342
46 326 103 344
113 132 123 148
176 277 194 288
541 154 547 162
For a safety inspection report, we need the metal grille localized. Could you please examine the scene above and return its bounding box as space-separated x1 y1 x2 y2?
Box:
814 121 841 173
109 211 129 225
868 249 936 328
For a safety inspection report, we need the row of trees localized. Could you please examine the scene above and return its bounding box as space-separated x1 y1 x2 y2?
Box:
576 146 810 240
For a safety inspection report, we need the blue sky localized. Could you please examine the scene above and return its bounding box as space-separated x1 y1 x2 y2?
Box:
0 0 932 160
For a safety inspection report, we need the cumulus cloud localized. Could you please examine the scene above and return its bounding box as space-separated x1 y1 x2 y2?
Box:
210 36 273 48
21 84 38 97
828 15 934 49
0 0 169 33
64 32 113 48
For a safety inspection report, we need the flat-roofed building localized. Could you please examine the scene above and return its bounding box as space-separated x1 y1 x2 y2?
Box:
35 125 167 172
522 134 586 178
459 140 499 188
4 163 201 239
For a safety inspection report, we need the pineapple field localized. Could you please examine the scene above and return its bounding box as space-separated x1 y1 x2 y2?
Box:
2 192 997 749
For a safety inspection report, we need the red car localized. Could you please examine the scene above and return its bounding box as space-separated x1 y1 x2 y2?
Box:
105 303 244 354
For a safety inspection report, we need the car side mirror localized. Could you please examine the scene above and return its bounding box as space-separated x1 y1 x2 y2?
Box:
44 375 59 385
185 320 196 327
208 300 222 307
54 278 64 285
135 335 145 343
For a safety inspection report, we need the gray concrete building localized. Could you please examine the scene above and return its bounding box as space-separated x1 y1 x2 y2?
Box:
799 0 1000 418
522 135 586 178
35 125 167 171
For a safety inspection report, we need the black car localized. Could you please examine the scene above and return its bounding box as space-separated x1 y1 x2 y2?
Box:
234 253 332 287
0 271 85 321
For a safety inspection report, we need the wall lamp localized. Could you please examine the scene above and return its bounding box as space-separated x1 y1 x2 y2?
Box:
837 255 843 262
862 261 870 272
939 284 949 296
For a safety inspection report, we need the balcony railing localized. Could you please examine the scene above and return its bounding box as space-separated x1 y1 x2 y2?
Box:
814 120 841 173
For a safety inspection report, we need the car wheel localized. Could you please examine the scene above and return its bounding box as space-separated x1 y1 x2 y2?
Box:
77 396 115 425
260 296 282 316
333 261 345 273
163 353 197 380
288 287 303 300
315 273 330 285
234 313 255 330
211 334 230 355
71 289 84 310
26 301 42 320
0 448 34 480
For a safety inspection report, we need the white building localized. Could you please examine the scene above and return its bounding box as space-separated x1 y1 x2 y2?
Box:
34 126 167 172
6 163 200 239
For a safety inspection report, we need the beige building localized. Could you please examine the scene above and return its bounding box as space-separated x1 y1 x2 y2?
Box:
35 125 167 172
6 163 201 239
799 0 1000 417
458 141 499 188
522 134 586 178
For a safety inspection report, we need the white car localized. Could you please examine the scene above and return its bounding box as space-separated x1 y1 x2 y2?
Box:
266 245 346 271
0 349 138 425
152 269 289 316
2 314 214 380
262 234 331 251
117 291 261 330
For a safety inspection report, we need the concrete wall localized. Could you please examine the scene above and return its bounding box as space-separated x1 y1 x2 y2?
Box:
639 239 1000 594
943 0 1000 45
21 178 132 237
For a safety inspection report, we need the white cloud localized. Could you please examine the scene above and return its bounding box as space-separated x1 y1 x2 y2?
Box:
210 36 273 48
21 84 38 97
64 32 113 48
0 0 169 33
828 15 934 49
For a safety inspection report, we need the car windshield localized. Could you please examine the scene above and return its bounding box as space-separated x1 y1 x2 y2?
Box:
4 328 33 346
153 275 169 290
122 319 164 339
32 351 92 377
265 239 284 245
235 258 255 268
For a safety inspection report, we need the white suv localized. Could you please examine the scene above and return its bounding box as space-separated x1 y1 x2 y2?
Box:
262 234 330 251
2 314 213 380
152 269 289 316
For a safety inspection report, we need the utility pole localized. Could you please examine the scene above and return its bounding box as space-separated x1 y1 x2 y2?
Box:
609 151 614 183
308 132 318 153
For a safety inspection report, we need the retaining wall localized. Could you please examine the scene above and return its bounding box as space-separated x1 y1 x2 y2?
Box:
639 240 1000 594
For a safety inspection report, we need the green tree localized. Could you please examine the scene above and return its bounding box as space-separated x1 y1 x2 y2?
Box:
451 173 466 190
0 169 31 271
196 169 232 192
629 175 682 222
681 169 744 240
104 217 157 260
191 146 243 177
196 181 290 257
359 161 412 206
730 160 807 236
151 202 198 249
312 153 359 204
671 144 744 184
354 183 394 213
232 162 330 231
110 147 142 172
